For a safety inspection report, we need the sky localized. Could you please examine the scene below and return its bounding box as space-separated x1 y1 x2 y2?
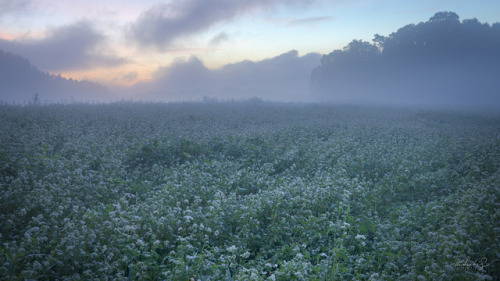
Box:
1 0 499 102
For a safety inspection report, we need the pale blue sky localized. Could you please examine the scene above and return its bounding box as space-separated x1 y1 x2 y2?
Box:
0 0 499 87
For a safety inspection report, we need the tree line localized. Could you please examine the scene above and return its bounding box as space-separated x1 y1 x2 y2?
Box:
0 49 109 104
310 12 500 107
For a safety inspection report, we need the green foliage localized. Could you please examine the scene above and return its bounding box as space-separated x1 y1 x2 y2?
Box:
311 11 500 106
0 102 498 280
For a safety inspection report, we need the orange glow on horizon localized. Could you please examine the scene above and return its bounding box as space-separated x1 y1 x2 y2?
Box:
0 33 16 41
55 66 154 88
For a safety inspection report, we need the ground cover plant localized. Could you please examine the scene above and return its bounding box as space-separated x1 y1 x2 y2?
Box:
0 101 499 280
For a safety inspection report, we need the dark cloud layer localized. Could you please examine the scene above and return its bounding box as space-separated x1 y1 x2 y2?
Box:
0 0 31 15
209 32 229 46
129 50 321 102
129 0 316 49
0 21 126 72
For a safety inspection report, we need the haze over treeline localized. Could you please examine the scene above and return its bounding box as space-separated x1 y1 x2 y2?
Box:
0 11 499 108
122 50 321 103
0 50 110 103
310 11 500 108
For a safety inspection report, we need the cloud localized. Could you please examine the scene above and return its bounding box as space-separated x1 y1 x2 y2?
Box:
0 0 31 16
128 0 317 49
287 16 334 26
131 50 321 102
120 72 138 83
209 32 229 46
0 21 127 71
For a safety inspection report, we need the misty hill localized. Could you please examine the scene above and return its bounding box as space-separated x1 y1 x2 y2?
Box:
310 12 500 108
0 49 109 104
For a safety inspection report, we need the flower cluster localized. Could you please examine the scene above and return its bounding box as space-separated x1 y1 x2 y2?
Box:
0 102 498 280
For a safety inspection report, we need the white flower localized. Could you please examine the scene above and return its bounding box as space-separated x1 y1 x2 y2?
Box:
240 251 250 259
369 273 379 280
33 260 42 270
226 245 237 252
355 234 366 240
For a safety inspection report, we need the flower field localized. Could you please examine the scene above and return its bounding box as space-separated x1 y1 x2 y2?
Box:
0 101 499 280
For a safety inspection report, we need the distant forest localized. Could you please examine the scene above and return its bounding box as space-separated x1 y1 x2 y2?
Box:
0 49 109 104
310 12 500 107
1 11 499 106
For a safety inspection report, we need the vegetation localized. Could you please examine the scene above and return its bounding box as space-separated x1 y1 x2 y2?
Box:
0 101 499 280
0 49 109 104
310 12 500 107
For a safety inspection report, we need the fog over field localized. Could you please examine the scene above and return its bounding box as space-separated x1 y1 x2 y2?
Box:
1 102 500 279
118 50 321 103
1 8 499 109
1 2 500 280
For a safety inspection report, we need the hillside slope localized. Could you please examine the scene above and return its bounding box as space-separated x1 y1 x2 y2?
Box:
0 49 109 103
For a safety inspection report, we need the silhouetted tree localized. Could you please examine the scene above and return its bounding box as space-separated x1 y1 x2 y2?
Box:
0 49 110 103
310 11 500 107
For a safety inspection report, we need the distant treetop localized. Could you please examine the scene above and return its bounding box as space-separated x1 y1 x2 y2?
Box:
310 11 500 108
